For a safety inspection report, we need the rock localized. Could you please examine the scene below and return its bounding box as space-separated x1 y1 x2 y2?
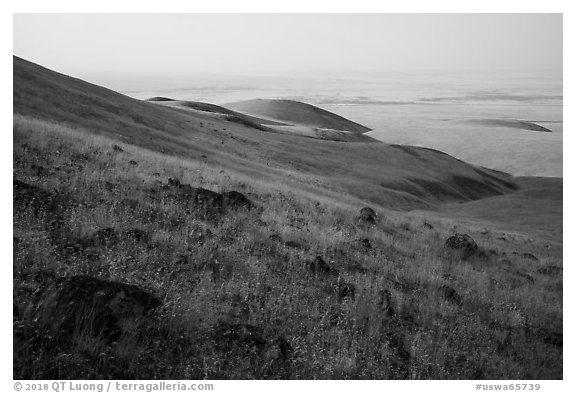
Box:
35 276 161 342
444 233 479 255
439 285 462 305
31 164 47 176
308 256 338 277
93 227 119 246
358 207 377 224
359 238 372 250
228 294 251 323
336 281 356 300
128 160 138 167
285 240 303 249
222 191 252 209
533 328 563 347
347 261 369 274
13 236 21 254
104 181 114 191
423 222 434 230
194 188 223 207
268 234 282 242
537 266 562 276
188 228 213 244
378 289 395 317
122 229 149 243
166 179 252 212
269 336 293 361
514 271 535 284
521 253 539 261
328 309 346 327
13 180 70 217
168 178 183 187
112 145 124 152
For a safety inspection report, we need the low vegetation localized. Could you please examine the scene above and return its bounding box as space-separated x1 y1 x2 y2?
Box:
13 115 562 379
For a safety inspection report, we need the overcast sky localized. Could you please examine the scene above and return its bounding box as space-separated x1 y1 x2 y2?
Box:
14 13 562 78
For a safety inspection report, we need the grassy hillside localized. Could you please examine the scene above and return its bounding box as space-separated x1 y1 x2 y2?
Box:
225 98 372 134
13 115 562 379
147 98 288 128
13 56 518 212
148 98 378 143
421 177 562 245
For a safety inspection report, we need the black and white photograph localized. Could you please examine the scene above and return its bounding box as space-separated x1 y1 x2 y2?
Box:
7 5 569 388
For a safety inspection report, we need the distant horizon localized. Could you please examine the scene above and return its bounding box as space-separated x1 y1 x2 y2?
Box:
14 14 562 91
13 54 564 96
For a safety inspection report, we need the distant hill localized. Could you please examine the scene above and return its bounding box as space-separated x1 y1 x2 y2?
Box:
225 99 372 134
463 119 553 132
146 98 287 131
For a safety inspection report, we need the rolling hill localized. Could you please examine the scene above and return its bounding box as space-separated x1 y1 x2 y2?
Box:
147 97 377 142
225 98 372 134
146 97 288 128
13 56 519 211
462 119 553 133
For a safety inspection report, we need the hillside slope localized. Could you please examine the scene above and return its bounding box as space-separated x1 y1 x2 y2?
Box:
146 98 288 128
414 177 563 245
13 56 518 211
147 98 378 143
13 114 562 380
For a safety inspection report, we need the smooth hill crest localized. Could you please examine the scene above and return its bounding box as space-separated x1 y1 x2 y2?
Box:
224 98 372 134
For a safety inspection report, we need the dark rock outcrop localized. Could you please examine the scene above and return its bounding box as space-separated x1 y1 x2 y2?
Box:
166 178 252 212
358 207 377 224
307 256 338 277
34 275 161 342
122 228 150 243
93 227 119 246
439 285 462 305
13 180 70 217
222 191 252 209
537 266 563 276
521 253 539 261
378 289 395 317
359 238 372 251
336 281 356 301
444 233 479 255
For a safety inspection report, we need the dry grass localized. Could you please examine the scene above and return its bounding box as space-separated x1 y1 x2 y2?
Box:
13 115 562 379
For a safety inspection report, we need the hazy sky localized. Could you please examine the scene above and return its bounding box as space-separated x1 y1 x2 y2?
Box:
14 14 562 78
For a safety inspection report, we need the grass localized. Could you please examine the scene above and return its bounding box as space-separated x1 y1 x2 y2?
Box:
13 115 562 379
